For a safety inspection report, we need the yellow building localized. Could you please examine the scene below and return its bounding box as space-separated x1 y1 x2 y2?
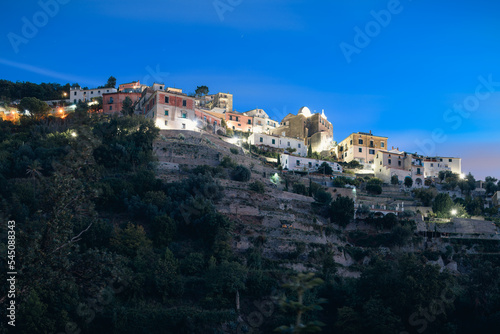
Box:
336 131 388 165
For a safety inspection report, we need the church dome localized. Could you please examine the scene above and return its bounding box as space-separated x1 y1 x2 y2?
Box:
297 106 311 117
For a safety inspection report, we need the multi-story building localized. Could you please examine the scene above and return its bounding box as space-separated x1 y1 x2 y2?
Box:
225 111 253 132
244 108 279 134
374 149 425 187
248 133 307 156
271 107 333 153
212 92 233 112
142 88 196 130
280 154 343 173
423 156 462 178
70 86 117 104
102 92 142 114
336 131 388 165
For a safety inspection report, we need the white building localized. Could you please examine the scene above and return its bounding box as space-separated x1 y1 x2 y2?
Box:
142 89 197 131
423 156 462 178
70 86 117 104
248 133 307 156
374 149 425 187
280 154 343 173
243 109 279 134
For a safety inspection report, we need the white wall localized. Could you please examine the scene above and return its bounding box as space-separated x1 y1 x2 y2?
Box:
280 154 343 173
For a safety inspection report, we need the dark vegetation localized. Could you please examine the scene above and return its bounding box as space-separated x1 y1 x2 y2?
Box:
0 113 499 333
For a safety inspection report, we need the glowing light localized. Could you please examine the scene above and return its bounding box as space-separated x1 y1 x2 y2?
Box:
58 108 64 113
459 173 465 179
71 131 77 137
450 209 457 216
270 173 281 185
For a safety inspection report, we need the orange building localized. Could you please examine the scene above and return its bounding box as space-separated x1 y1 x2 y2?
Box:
225 111 253 132
102 92 142 114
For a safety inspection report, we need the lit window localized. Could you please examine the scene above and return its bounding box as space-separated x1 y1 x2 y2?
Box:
369 149 375 154
381 142 385 148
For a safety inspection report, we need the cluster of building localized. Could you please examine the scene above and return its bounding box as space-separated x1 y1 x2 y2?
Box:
61 80 464 186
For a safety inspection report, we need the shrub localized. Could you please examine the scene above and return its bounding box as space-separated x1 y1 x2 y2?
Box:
232 165 251 182
220 156 237 168
249 181 265 193
366 183 382 195
230 147 239 155
293 183 307 195
178 133 185 140
391 175 399 185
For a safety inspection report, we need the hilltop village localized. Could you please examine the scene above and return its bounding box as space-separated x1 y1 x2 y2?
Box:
1 78 500 333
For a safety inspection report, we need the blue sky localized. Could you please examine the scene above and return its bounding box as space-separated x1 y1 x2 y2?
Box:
1 0 499 180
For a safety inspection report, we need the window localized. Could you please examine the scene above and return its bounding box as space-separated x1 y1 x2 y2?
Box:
388 159 392 165
164 110 168 116
109 97 114 103
238 124 241 127
369 149 375 154
287 142 290 146
74 99 76 103
181 112 187 118
272 139 275 145
430 163 434 167
260 137 263 143
370 140 374 147
106 90 109 93
247 119 251 124
398 161 401 166
296 160 300 166
381 142 385 148
358 139 363 145
182 100 186 107
358 148 362 153
308 162 312 168
159 86 163 90
232 126 235 130
91 91 93 94
98 90 100 94
165 96 169 103
350 140 352 145
236 116 239 122
230 115 233 120
449 159 452 162
182 123 186 129
109 106 112 110
164 120 168 126
74 92 76 96
298 144 301 148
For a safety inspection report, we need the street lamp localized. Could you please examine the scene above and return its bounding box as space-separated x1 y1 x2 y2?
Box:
450 209 457 216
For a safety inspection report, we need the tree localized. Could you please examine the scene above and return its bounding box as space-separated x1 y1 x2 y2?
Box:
195 85 209 96
121 96 134 116
404 176 413 188
18 97 51 120
413 187 437 206
105 76 117 88
366 178 383 195
318 162 333 175
329 196 354 228
275 273 325 334
231 165 251 182
307 144 313 158
432 193 453 216
391 175 399 185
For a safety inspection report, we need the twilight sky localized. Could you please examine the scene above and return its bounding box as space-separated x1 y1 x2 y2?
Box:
1 0 499 180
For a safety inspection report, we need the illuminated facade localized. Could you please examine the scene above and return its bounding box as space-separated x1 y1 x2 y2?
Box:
142 89 196 130
336 131 388 165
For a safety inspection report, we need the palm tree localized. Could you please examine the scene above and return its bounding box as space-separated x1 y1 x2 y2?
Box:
26 160 43 201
